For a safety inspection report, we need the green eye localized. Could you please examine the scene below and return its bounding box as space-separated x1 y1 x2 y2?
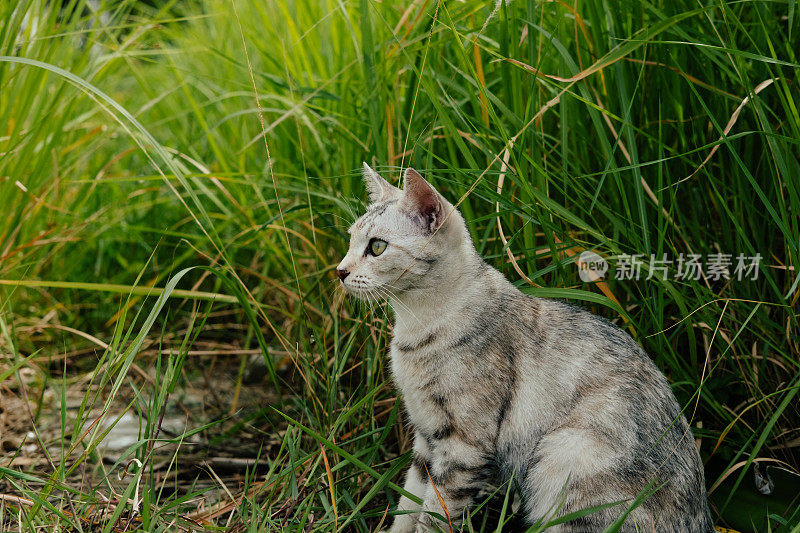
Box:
369 238 387 256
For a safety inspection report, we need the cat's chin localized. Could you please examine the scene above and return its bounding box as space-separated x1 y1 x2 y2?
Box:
341 286 386 302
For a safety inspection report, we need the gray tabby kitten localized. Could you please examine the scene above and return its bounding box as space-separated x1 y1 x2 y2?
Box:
337 164 714 532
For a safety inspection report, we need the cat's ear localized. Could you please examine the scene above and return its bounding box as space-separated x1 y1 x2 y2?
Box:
400 167 443 232
362 162 396 203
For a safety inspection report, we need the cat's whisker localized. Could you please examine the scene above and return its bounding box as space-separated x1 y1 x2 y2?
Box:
372 287 395 325
328 211 356 227
368 289 388 327
340 197 359 225
380 283 416 314
371 290 388 325
362 287 378 313
379 285 422 327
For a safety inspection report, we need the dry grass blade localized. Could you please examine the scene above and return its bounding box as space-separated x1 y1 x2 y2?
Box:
423 462 453 533
674 78 778 186
495 143 536 286
319 443 338 527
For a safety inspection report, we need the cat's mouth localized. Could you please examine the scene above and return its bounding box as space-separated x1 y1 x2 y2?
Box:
340 283 387 302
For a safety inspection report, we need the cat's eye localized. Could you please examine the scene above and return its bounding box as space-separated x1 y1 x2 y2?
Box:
368 238 388 256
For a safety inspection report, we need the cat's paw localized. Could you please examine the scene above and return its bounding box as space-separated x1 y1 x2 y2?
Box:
381 517 417 533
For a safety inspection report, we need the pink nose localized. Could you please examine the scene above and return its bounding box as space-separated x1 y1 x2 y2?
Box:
336 269 350 281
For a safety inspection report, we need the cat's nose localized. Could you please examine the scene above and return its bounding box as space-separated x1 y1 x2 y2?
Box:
336 269 350 281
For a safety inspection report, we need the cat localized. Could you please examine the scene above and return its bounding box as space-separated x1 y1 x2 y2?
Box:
336 163 714 532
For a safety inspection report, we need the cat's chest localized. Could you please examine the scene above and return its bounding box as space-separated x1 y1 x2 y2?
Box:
389 328 466 388
389 341 492 437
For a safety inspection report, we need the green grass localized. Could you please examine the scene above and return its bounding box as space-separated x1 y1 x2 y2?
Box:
0 0 799 531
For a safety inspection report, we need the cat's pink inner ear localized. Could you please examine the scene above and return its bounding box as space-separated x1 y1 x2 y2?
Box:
401 168 441 231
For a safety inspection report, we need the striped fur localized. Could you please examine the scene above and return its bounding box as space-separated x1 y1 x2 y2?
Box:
337 165 714 532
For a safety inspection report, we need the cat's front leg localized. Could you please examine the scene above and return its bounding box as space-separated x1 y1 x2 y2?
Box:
388 434 433 533
414 439 488 533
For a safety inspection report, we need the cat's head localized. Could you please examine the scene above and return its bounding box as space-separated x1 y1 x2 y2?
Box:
336 163 470 301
